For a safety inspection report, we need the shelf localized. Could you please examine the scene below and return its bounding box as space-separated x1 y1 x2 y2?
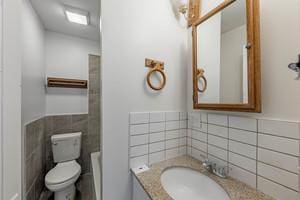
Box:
47 77 88 89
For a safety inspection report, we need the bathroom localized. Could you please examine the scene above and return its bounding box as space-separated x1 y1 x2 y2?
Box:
0 0 300 200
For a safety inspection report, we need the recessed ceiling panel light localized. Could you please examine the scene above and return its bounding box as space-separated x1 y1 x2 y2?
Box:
64 6 89 26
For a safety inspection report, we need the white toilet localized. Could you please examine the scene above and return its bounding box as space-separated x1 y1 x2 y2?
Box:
45 132 82 200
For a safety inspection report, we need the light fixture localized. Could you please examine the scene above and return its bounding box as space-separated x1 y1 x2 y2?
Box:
64 6 89 26
177 0 199 26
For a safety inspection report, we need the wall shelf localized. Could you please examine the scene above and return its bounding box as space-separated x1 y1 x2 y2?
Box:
47 77 88 89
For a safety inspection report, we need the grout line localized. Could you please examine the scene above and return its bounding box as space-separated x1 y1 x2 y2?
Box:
229 162 257 175
257 132 300 141
257 160 299 175
227 116 230 172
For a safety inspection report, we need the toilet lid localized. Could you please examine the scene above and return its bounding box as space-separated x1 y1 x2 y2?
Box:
45 160 81 185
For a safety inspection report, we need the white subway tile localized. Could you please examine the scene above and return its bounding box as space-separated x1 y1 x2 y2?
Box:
130 144 148 157
180 112 187 120
149 141 165 153
180 120 187 129
258 134 299 156
229 128 257 145
258 177 299 200
166 148 179 159
208 155 227 167
200 113 208 123
229 140 256 159
166 121 180 130
149 122 165 133
229 116 257 131
187 129 192 137
187 147 192 156
258 148 299 174
192 130 207 143
179 137 187 146
130 124 149 135
229 152 256 173
192 139 207 152
208 135 228 149
208 114 228 126
187 137 192 146
166 139 180 149
258 162 298 191
130 112 149 124
179 146 187 155
208 124 228 138
258 119 300 139
150 112 165 123
130 155 148 168
130 135 148 146
166 111 180 121
193 122 207 133
149 151 165 164
192 148 206 161
180 129 187 137
229 164 256 188
149 132 165 143
208 145 227 161
166 130 180 140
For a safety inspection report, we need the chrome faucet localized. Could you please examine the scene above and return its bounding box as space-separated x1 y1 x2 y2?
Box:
202 159 229 178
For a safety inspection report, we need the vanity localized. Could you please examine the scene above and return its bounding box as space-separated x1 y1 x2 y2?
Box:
132 156 274 200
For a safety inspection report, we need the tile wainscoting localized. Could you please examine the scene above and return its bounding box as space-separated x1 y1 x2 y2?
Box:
25 113 100 200
128 111 300 200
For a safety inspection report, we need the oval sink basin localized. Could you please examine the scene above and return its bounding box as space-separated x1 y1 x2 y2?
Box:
161 167 230 200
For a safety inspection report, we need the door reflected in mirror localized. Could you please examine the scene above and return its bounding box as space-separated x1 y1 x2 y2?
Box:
197 0 247 104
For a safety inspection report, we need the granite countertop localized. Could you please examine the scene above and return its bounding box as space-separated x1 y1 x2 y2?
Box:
133 156 274 200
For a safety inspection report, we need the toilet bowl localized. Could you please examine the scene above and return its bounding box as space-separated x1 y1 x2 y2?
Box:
45 132 82 200
45 160 81 200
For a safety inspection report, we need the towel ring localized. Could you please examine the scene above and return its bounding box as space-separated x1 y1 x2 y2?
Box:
197 68 207 93
145 58 166 91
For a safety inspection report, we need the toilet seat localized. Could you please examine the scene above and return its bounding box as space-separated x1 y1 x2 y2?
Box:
45 160 81 191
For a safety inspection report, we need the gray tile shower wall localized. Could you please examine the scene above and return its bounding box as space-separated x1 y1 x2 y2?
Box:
187 112 300 200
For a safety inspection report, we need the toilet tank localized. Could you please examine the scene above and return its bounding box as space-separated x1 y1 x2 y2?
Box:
51 132 82 163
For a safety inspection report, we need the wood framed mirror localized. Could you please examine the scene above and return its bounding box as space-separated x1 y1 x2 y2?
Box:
192 0 261 112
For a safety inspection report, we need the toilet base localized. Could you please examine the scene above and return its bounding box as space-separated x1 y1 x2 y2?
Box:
54 184 76 200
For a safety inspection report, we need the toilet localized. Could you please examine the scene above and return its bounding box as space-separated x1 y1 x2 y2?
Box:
45 132 82 200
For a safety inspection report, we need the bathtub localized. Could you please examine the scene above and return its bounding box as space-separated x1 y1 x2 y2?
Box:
91 152 101 200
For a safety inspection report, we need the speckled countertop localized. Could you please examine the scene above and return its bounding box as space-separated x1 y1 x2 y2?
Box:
133 156 274 200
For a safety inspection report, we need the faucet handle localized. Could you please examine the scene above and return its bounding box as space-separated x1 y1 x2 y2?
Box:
213 166 231 178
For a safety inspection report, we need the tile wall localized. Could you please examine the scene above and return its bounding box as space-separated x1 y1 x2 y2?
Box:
129 111 188 168
188 112 300 200
128 110 300 199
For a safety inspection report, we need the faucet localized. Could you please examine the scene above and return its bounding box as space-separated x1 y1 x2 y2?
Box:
202 159 229 178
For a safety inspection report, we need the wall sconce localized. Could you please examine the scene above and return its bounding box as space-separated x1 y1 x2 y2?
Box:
177 0 200 26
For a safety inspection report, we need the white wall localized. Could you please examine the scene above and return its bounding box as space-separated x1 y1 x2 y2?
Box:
220 25 246 103
2 0 22 199
189 0 300 121
22 0 45 125
101 0 187 199
45 31 100 115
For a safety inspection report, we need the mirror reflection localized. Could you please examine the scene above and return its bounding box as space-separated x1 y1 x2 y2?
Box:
196 0 248 104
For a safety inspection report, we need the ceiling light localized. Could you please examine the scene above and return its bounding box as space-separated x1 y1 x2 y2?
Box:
64 6 89 26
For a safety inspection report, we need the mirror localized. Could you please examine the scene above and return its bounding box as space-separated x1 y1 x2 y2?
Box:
192 0 261 112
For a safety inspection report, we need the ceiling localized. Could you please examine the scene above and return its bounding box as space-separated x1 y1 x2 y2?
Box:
221 0 246 33
30 0 100 41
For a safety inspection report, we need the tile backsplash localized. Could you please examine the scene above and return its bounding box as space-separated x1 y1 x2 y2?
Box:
129 111 187 168
128 111 300 200
188 112 300 200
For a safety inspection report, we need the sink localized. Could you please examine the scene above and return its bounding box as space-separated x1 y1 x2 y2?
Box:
161 167 230 200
